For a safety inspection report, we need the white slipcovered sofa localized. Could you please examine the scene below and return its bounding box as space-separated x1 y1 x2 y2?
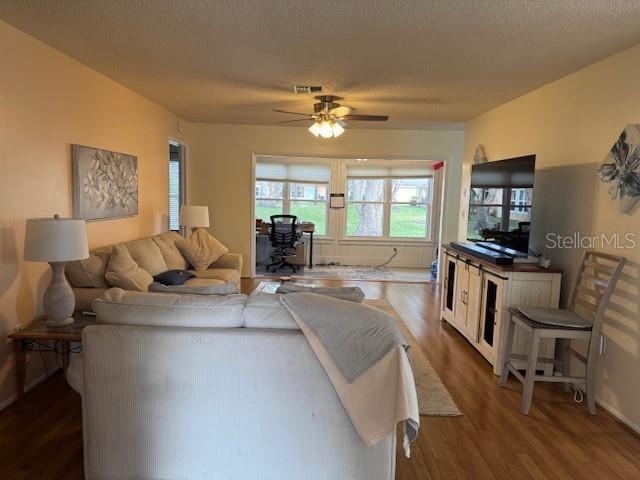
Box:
69 289 396 480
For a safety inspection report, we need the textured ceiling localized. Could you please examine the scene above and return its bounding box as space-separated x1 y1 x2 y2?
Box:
2 0 640 128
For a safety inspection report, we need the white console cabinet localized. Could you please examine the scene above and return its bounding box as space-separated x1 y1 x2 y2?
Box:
441 246 562 376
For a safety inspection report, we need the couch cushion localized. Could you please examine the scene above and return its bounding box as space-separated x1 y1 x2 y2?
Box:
93 288 247 328
66 251 110 288
152 232 188 270
243 292 299 330
123 238 168 276
190 268 239 284
105 245 154 292
175 229 229 271
148 281 239 295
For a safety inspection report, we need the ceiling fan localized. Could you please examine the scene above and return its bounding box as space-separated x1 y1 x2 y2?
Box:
273 95 389 138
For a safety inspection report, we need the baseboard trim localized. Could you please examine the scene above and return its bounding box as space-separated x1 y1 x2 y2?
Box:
0 367 61 412
597 398 640 435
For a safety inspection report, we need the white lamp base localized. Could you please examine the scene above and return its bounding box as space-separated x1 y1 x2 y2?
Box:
45 317 74 327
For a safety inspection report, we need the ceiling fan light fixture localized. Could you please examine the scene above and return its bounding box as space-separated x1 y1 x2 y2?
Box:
308 122 322 137
331 121 345 137
319 120 333 138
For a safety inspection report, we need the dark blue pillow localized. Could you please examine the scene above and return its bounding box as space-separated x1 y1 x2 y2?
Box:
153 269 195 286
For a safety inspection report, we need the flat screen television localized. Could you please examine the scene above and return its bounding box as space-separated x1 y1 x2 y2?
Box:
467 155 536 255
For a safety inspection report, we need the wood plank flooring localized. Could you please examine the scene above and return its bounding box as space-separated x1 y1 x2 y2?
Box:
1 279 639 479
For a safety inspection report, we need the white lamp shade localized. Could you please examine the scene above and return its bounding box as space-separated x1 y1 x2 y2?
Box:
180 205 210 228
24 217 89 262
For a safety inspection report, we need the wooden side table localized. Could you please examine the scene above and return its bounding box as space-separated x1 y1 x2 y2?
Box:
7 311 95 410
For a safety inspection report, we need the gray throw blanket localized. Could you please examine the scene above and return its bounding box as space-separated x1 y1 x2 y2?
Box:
280 292 408 382
275 284 365 303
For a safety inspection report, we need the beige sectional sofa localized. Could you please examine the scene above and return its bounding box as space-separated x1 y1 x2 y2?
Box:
66 231 242 311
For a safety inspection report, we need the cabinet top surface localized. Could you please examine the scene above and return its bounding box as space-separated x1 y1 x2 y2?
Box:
444 245 562 274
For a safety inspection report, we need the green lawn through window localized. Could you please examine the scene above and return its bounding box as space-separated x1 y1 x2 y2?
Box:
255 202 428 238
346 204 428 238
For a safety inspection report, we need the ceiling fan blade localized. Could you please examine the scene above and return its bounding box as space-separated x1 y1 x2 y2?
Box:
341 114 389 121
272 109 311 116
330 106 352 117
277 118 312 124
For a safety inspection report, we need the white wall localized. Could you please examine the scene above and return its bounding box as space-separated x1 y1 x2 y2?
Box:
463 43 640 431
188 124 465 276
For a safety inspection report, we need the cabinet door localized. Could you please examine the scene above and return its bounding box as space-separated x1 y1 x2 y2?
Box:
453 260 469 330
441 254 457 323
479 273 504 360
464 264 482 341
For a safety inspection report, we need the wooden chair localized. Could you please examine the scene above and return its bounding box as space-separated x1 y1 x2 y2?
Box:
500 250 626 414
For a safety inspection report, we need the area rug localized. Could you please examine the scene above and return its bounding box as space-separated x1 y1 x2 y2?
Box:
365 299 461 417
256 265 434 283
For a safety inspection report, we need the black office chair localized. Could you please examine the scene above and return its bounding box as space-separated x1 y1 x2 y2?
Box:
266 215 300 273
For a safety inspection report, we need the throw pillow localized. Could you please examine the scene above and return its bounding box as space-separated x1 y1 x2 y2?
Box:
152 232 188 270
65 250 110 288
175 228 229 271
123 238 168 276
153 269 195 286
105 244 153 291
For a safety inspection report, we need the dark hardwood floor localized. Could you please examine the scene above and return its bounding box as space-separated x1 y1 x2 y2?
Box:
1 279 639 479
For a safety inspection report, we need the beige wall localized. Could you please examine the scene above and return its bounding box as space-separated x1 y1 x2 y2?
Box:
187 123 464 276
463 44 640 430
0 21 188 406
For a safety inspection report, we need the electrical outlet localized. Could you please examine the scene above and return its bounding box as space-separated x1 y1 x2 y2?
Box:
15 323 24 332
599 335 607 356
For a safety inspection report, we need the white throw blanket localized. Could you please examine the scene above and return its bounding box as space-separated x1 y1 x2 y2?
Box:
280 293 420 457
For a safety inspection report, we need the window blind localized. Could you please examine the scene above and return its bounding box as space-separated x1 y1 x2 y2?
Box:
256 158 330 183
346 161 434 178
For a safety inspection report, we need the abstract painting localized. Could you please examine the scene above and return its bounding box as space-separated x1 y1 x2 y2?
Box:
72 145 138 221
598 124 640 215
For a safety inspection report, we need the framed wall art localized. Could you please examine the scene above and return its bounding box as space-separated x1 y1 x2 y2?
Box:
72 144 138 221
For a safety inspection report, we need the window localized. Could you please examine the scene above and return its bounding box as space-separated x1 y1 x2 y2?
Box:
255 180 284 223
255 159 331 236
390 178 432 238
168 142 185 231
255 180 328 235
346 179 385 236
289 182 328 235
346 176 434 239
467 187 532 240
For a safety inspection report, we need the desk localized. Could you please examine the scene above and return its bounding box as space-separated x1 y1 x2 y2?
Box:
256 225 315 268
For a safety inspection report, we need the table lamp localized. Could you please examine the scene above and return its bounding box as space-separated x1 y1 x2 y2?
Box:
24 215 89 327
180 205 210 234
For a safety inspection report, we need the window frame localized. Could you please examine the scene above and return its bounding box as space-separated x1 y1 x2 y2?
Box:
255 178 330 236
345 176 434 241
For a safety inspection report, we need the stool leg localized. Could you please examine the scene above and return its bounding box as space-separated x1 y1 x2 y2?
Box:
499 312 515 386
522 330 541 415
585 340 597 415
559 338 571 393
